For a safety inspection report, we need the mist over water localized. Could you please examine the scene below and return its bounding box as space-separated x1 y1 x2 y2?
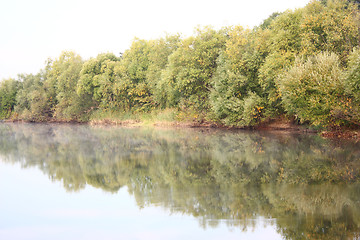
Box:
0 123 359 239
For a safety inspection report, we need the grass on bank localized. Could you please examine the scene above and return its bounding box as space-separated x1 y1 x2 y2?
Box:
89 108 181 126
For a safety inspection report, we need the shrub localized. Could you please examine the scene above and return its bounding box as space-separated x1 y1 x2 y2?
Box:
279 52 347 127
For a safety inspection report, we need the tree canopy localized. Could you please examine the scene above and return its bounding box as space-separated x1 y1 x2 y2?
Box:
1 0 360 129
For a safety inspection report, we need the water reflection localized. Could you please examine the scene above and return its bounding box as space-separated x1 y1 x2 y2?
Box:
0 123 360 239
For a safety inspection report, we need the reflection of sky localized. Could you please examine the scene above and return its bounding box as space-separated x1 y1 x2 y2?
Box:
0 160 282 240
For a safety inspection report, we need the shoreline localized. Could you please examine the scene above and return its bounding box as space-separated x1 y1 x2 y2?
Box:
3 118 359 141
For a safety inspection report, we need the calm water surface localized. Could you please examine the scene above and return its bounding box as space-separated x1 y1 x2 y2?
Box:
0 123 359 240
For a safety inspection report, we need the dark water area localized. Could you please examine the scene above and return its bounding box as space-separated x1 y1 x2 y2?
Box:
0 123 360 239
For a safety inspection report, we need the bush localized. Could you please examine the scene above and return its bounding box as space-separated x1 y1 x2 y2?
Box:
242 92 264 126
279 52 348 127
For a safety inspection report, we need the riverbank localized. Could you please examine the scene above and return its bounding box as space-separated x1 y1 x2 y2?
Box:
5 116 359 141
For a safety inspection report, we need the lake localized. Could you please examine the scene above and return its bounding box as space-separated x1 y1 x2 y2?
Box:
0 123 359 240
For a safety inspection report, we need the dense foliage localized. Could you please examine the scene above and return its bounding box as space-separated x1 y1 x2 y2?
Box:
1 0 360 129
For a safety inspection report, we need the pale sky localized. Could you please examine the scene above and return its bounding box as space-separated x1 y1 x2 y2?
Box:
0 0 310 80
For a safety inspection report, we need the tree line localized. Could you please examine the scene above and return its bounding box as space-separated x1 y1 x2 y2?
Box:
1 0 360 129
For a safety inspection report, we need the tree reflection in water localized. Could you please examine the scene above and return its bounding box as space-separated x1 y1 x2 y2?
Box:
0 123 359 239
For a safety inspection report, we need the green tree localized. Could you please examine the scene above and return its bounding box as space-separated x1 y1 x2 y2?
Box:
15 72 53 122
146 34 181 108
210 26 265 126
258 9 304 115
301 0 360 65
45 51 87 121
162 26 227 112
258 12 282 30
15 74 38 118
77 53 120 110
344 47 360 125
113 39 152 112
0 78 19 119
